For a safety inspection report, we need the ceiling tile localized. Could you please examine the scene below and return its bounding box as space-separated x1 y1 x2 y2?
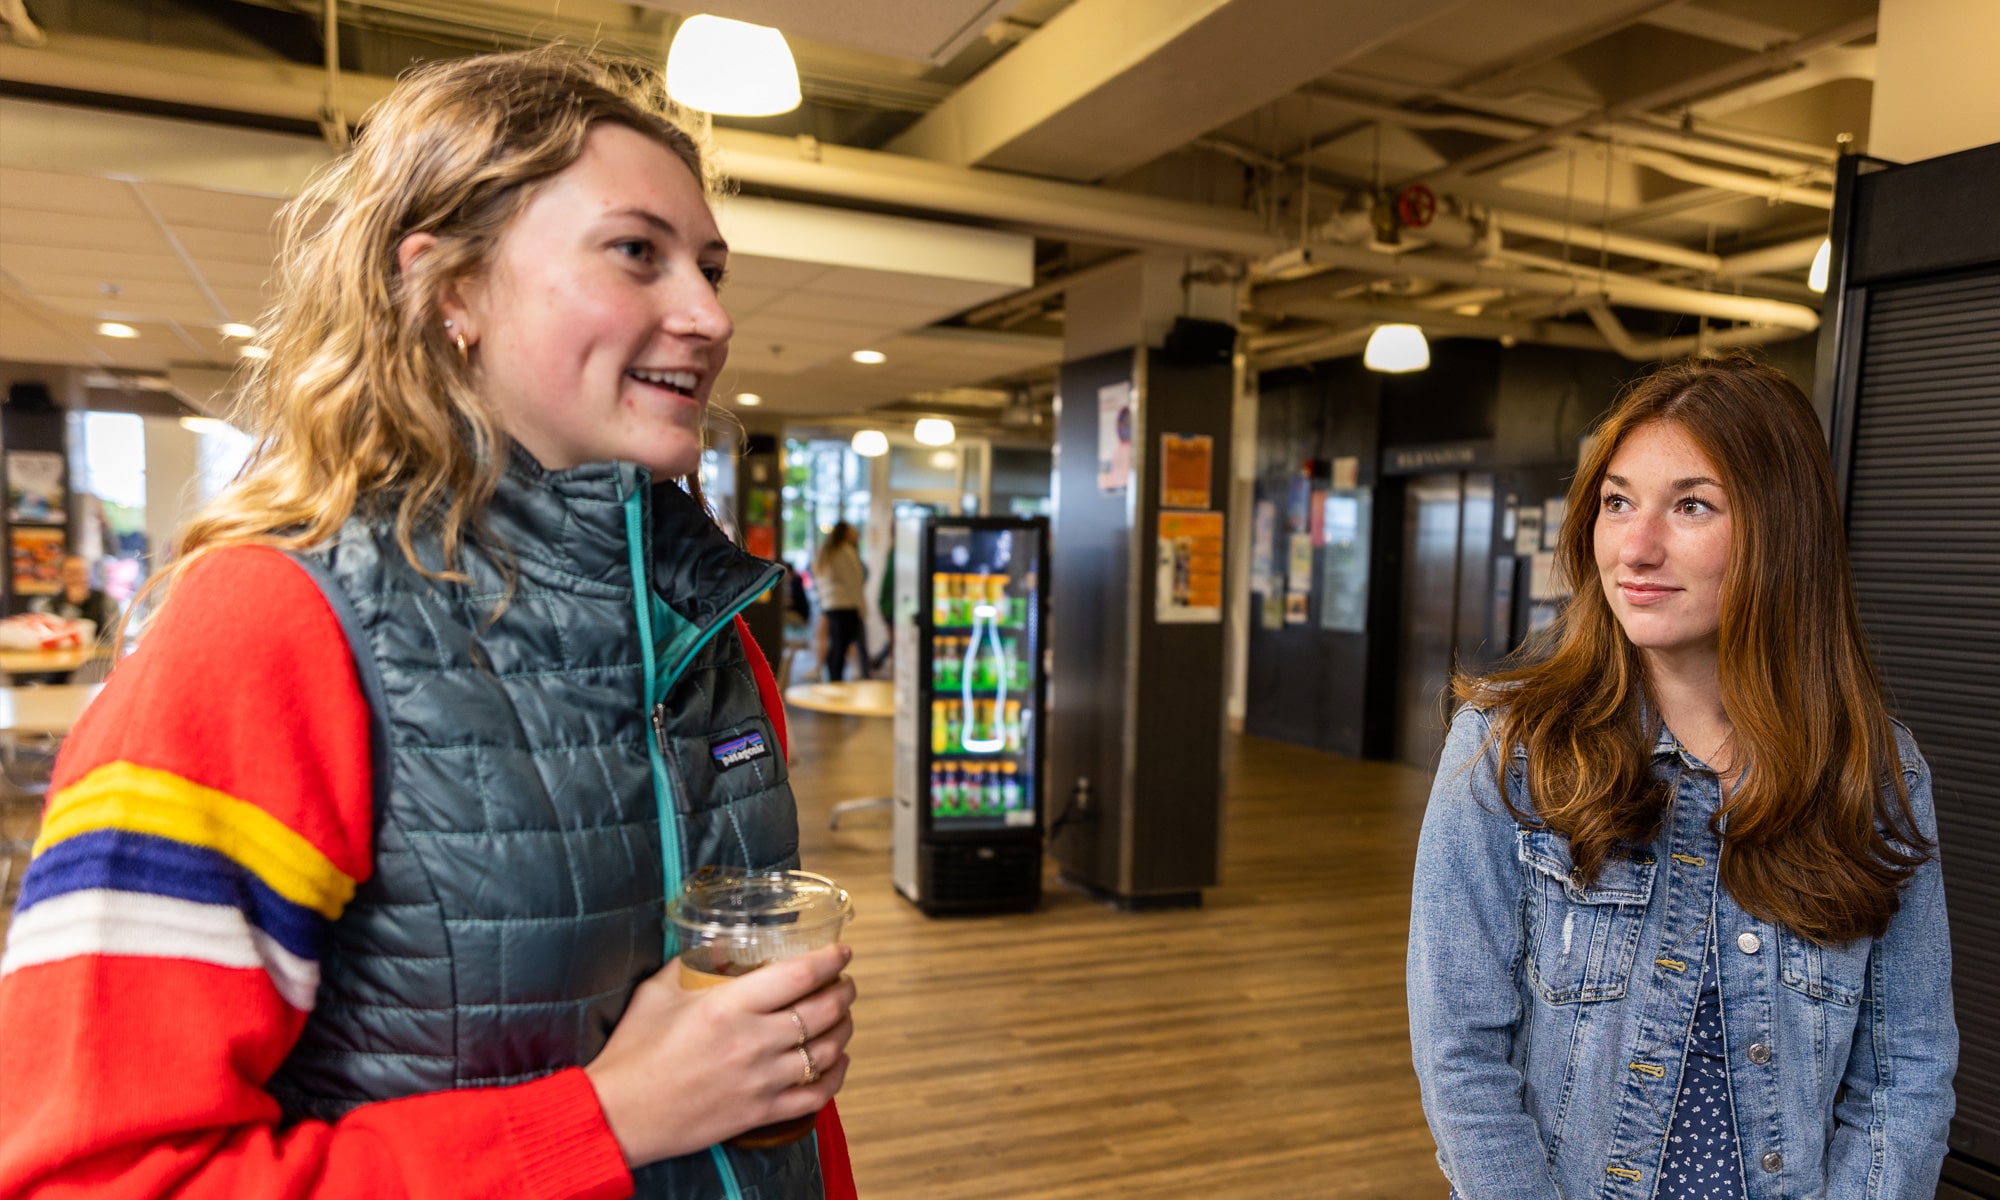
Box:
0 245 191 287
144 182 285 233
0 169 147 219
170 226 278 265
0 210 170 254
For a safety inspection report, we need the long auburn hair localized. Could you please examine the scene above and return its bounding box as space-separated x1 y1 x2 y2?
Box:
152 46 714 602
1457 355 1930 944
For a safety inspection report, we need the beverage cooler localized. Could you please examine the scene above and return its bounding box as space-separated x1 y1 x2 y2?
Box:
892 514 1049 915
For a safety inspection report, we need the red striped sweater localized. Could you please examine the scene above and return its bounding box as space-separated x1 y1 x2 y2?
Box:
0 545 854 1200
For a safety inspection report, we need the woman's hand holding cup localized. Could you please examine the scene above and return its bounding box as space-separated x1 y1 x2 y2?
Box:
584 942 856 1168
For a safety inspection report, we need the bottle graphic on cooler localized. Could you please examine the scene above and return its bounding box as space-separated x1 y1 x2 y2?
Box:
959 592 1009 752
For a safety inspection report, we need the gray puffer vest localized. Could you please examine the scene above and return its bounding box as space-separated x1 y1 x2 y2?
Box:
267 455 819 1200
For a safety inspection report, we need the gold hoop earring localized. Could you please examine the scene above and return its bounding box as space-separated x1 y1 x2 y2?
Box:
454 331 469 366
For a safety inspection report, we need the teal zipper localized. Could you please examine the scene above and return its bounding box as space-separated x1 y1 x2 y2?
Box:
621 480 785 1200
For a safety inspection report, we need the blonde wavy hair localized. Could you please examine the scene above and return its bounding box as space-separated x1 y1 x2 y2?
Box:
157 46 713 600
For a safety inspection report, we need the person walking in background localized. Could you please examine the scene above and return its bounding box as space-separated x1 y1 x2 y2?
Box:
0 47 856 1200
1407 356 1955 1199
812 521 869 682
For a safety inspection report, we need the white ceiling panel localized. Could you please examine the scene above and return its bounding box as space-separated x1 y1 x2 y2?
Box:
0 210 169 253
763 291 951 329
0 167 145 218
169 226 278 264
0 245 191 285
140 182 283 232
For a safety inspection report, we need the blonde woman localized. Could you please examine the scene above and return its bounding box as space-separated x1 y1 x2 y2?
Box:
1408 358 1955 1199
0 49 857 1200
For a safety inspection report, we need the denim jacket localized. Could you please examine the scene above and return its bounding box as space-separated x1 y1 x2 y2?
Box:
1408 706 1957 1200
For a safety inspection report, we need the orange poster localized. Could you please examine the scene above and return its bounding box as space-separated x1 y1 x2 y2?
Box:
1156 510 1224 624
1160 434 1213 510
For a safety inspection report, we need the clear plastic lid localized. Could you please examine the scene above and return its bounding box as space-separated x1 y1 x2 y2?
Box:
668 868 853 964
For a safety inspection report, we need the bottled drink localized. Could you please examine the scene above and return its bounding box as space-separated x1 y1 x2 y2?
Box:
1004 700 1023 752
932 573 952 626
1001 761 1022 811
944 699 962 750
930 700 948 755
929 764 945 815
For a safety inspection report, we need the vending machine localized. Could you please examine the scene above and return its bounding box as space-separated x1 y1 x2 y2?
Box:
891 514 1049 914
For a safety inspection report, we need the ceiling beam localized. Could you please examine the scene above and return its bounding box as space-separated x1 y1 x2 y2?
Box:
887 0 1471 182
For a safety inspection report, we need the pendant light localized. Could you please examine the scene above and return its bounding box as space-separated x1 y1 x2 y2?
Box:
665 15 801 117
851 429 889 458
1807 239 1832 294
1364 323 1429 373
913 418 956 447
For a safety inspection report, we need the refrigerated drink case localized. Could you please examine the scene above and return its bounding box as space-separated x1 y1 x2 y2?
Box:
892 515 1048 914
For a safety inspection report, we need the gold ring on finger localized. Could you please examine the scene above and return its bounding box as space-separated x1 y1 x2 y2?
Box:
788 1008 809 1049
796 1044 819 1087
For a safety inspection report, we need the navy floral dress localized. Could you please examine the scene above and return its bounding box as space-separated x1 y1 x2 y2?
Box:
1657 928 1748 1198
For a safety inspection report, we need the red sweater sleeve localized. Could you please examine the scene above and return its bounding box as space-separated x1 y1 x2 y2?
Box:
0 546 630 1200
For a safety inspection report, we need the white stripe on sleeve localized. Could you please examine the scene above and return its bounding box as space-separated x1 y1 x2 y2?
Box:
1 888 321 1011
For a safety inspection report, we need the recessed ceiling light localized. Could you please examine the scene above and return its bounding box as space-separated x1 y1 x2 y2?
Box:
850 349 887 365
238 345 272 361
735 392 763 406
97 322 139 339
218 323 257 339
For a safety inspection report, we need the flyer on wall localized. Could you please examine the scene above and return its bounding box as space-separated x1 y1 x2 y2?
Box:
1158 434 1212 510
6 450 64 524
1156 511 1224 624
1097 382 1133 493
11 527 65 594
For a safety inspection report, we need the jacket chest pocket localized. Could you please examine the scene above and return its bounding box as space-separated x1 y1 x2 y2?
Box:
1518 829 1656 1005
660 712 791 815
1779 929 1869 1007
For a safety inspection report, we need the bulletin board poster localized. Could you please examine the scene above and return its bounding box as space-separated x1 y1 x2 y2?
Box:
1156 511 1224 624
1097 382 1133 493
1250 499 1276 595
1318 488 1371 634
1159 434 1213 510
11 527 65 595
743 487 779 561
6 450 65 524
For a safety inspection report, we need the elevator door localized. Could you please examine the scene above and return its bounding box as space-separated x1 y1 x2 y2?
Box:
1396 475 1464 769
1395 472 1497 769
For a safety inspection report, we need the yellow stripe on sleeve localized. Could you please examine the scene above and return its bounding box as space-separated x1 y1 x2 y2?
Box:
32 761 358 920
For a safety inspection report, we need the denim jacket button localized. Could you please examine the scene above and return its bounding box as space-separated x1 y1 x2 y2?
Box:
1761 1151 1784 1173
1737 931 1762 954
1747 1042 1772 1065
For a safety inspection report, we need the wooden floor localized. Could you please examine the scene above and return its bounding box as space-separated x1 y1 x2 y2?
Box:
790 709 1445 1199
0 713 1449 1197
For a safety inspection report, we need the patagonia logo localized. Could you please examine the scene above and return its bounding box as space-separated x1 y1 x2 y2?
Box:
710 730 772 770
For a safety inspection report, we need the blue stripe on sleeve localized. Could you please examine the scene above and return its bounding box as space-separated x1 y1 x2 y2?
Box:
15 828 329 962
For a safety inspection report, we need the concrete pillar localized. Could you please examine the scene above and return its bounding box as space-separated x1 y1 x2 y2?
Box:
1046 252 1241 906
1870 0 2000 163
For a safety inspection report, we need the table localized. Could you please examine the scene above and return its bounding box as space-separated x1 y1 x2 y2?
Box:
0 645 107 677
0 684 105 736
782 680 895 827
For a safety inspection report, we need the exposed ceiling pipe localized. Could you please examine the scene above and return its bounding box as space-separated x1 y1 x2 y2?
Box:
1581 300 1807 361
1420 15 1875 184
1555 138 1833 208
320 0 349 148
1479 246 1821 327
1255 243 1819 331
1489 211 1720 273
1715 236 1825 278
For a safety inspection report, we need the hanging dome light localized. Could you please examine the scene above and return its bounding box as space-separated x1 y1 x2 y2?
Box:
851 429 889 458
1364 323 1429 373
913 418 956 446
1807 238 1832 294
665 15 801 117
